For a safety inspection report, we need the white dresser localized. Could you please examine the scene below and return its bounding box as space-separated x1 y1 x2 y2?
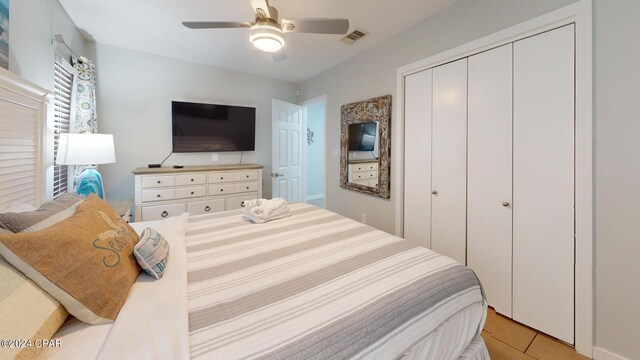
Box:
132 164 263 221
348 160 379 187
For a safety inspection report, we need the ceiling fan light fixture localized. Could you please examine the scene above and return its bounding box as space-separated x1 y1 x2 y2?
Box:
249 23 285 53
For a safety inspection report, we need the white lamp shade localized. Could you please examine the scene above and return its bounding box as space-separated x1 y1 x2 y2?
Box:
56 133 116 165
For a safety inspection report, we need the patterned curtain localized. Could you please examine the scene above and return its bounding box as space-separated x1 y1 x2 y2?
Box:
71 56 98 184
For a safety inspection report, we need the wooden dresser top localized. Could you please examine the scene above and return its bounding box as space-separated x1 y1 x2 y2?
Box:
132 163 264 175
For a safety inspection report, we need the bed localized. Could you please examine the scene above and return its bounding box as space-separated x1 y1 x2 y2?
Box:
40 203 488 359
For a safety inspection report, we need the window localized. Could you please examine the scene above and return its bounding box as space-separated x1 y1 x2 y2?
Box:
53 58 75 198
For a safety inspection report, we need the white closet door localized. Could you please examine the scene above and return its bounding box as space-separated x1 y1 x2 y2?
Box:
513 25 575 344
403 69 432 248
467 44 513 316
431 58 467 264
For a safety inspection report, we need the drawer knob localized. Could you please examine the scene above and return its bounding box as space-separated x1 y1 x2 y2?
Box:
157 180 161 184
241 201 246 207
157 194 161 198
246 175 249 178
220 177 224 180
191 178 194 182
502 201 510 207
191 191 194 195
246 186 250 190
432 190 438 195
161 211 168 218
220 189 224 192
204 206 211 212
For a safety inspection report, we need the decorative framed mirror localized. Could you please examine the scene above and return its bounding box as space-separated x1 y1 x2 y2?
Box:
340 95 391 198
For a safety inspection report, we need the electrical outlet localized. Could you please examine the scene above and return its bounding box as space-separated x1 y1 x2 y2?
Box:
361 213 367 224
211 153 219 162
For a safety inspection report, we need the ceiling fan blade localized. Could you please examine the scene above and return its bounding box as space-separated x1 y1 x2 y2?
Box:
249 0 273 19
182 21 252 29
272 50 287 62
281 18 349 34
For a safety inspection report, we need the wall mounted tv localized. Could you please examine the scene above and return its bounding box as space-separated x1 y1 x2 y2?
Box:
171 101 256 152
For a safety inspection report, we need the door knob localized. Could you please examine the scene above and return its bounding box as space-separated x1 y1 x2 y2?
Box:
502 201 510 207
271 172 284 177
432 190 438 195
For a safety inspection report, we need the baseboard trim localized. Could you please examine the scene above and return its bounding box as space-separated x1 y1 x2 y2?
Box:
305 194 324 201
593 347 630 360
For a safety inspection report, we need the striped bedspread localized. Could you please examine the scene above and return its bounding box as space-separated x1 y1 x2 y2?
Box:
185 203 485 359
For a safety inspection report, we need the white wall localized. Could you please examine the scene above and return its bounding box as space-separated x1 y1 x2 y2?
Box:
593 1 640 359
305 102 324 198
299 0 576 235
91 43 297 202
9 0 88 91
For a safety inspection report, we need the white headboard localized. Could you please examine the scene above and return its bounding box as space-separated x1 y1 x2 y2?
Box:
0 67 51 210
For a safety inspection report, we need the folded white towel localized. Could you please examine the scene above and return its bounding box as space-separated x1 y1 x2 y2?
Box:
243 198 290 224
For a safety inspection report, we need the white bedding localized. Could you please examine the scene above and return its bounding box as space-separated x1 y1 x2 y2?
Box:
41 210 486 360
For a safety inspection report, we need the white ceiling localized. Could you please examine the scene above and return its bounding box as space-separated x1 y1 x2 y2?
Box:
59 0 459 83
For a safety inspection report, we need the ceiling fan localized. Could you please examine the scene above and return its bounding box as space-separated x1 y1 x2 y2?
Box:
182 0 350 56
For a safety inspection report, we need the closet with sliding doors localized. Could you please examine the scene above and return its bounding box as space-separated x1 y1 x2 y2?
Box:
403 25 575 344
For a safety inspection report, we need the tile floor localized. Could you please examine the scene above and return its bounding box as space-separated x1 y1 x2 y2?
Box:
482 307 590 360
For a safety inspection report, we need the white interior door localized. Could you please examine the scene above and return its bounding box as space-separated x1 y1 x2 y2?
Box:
431 58 467 264
467 44 513 317
403 69 432 248
272 99 303 202
513 25 575 344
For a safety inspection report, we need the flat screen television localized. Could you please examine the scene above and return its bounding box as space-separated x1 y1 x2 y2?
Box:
348 122 377 152
172 101 256 152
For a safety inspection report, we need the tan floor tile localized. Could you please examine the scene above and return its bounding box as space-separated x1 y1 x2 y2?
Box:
489 313 537 352
483 307 498 334
525 333 590 360
482 331 536 360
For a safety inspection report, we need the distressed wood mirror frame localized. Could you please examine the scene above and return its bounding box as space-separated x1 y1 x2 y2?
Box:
340 95 391 198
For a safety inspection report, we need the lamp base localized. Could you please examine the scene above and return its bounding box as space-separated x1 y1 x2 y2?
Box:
75 167 105 199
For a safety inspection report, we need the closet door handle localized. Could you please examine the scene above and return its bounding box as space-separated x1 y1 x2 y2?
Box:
502 201 510 207
431 190 438 195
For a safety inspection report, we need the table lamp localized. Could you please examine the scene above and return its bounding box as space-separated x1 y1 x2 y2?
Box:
55 133 116 199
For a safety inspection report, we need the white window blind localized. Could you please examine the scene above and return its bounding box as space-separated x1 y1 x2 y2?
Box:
53 59 75 198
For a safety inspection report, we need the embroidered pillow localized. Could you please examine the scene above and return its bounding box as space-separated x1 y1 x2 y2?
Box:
134 228 170 280
0 208 141 324
0 193 84 233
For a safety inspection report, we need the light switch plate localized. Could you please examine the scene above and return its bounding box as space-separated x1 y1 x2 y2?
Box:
211 153 219 162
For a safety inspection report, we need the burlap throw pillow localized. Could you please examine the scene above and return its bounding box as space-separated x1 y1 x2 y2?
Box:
0 208 141 324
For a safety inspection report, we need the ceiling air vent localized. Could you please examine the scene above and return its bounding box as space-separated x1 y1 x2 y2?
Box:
341 28 369 45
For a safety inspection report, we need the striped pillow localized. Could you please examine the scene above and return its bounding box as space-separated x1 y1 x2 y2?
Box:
0 254 68 360
0 193 84 233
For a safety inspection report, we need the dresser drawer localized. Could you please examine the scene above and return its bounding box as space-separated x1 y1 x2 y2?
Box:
364 162 378 171
351 164 367 172
208 172 235 183
142 175 175 188
175 173 206 186
141 203 185 221
188 199 225 216
235 182 259 193
235 171 259 181
226 195 258 211
352 172 367 181
209 184 235 195
141 188 175 202
175 186 206 199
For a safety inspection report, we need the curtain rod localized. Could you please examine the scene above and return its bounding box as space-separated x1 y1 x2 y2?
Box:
53 34 79 58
